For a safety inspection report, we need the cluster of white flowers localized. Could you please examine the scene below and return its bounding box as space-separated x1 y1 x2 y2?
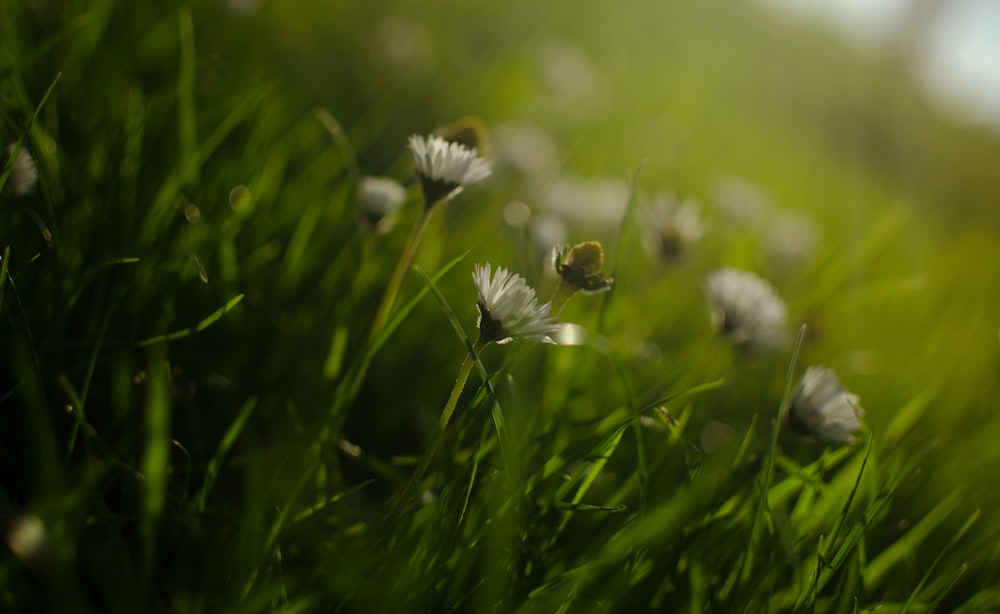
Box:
788 366 864 445
386 127 865 449
473 263 559 345
705 268 788 351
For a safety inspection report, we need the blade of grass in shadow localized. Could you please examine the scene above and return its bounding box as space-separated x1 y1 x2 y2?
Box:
292 479 376 524
64 288 126 452
139 87 268 244
138 293 244 346
898 509 979 614
552 422 629 533
314 107 360 184
194 396 258 512
177 7 197 186
459 419 498 526
863 489 963 589
0 246 9 316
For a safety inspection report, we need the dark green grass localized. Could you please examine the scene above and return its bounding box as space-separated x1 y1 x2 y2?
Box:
2 0 999 611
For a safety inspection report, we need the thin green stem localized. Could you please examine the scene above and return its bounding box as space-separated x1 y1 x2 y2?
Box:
371 206 433 336
549 279 578 315
388 338 486 514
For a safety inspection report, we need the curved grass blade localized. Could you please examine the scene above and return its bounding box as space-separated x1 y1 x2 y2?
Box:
195 396 259 512
138 293 244 346
742 323 807 583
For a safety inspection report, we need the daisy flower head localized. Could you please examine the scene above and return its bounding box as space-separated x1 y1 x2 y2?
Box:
473 263 560 345
787 366 864 445
705 267 787 351
408 134 491 207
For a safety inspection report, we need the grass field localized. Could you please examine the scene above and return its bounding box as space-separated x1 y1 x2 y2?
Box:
2 0 999 611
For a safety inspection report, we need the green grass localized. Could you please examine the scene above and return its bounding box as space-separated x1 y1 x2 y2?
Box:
2 0 999 611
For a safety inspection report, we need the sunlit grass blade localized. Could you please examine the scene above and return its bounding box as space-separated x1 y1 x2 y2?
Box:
195 397 259 512
140 351 171 592
292 479 376 524
138 293 244 346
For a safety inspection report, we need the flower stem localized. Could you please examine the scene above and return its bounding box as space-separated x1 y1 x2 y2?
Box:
549 279 579 315
388 339 485 515
370 206 433 337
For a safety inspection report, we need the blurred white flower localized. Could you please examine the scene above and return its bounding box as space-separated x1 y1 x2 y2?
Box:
710 175 772 226
642 190 705 261
493 121 561 178
473 263 559 345
2 143 39 198
224 0 262 15
706 268 787 350
358 176 406 231
787 366 864 445
760 209 820 272
409 134 491 206
539 174 628 226
371 17 433 75
538 42 608 116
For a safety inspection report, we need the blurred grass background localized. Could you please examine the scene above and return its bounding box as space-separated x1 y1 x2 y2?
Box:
2 0 999 611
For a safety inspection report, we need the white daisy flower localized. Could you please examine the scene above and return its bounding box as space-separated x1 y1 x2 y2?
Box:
539 174 628 227
2 143 39 198
493 121 560 178
787 366 864 445
357 176 406 228
473 263 559 345
408 134 491 206
705 268 787 350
